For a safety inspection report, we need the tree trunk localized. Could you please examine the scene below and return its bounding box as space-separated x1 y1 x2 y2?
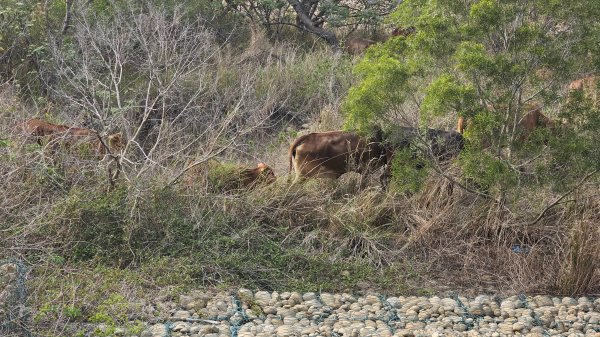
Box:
61 0 74 35
286 0 338 48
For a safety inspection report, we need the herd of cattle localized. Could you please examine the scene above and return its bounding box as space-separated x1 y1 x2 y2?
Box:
12 74 598 190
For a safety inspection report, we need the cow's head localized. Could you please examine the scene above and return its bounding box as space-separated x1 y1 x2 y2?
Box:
256 162 276 183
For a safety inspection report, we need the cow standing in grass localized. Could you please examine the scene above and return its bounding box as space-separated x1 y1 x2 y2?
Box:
568 75 598 106
456 103 554 142
288 129 388 182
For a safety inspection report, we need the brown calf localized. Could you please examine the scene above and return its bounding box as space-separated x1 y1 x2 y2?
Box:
16 118 124 157
239 162 276 188
183 161 276 192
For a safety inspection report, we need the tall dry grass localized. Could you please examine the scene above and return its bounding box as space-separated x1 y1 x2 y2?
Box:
1 11 599 337
183 162 599 295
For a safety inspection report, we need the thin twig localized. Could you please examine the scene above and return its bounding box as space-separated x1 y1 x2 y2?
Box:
164 147 229 188
528 169 599 226
430 164 500 203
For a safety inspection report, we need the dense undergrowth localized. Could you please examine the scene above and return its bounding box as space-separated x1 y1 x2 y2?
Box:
2 132 599 334
1 0 599 335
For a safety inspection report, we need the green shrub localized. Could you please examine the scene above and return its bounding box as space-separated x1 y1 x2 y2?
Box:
389 148 429 194
61 188 128 261
340 3 600 221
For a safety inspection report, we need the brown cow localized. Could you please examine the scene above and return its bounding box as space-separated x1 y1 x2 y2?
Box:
456 116 467 135
568 75 598 105
239 162 276 188
345 26 415 56
345 37 376 55
16 118 124 157
184 160 275 192
456 103 553 141
568 74 597 91
517 105 554 140
288 130 387 182
17 118 70 145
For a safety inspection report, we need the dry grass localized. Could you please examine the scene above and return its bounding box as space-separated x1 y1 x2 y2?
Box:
186 161 600 295
1 19 599 337
389 169 600 295
558 204 600 295
2 76 599 303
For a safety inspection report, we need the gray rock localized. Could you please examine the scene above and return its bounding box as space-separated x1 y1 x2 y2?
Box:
172 310 191 320
238 288 253 301
87 289 600 336
255 291 271 307
172 321 191 333
141 323 168 337
303 292 317 301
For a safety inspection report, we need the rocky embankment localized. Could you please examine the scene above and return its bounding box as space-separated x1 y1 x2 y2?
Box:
1 260 600 336
137 289 600 337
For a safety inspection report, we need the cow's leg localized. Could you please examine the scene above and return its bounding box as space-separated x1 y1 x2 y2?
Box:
291 173 304 185
291 156 342 184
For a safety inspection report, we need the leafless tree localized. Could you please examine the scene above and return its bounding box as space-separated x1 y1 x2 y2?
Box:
48 2 280 188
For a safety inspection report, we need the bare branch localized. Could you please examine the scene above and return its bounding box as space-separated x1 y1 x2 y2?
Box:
528 169 599 226
286 0 338 47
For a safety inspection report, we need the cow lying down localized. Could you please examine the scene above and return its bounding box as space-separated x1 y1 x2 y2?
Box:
184 160 276 192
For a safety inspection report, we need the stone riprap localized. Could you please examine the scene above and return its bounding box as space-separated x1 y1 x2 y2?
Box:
0 262 29 337
137 289 600 337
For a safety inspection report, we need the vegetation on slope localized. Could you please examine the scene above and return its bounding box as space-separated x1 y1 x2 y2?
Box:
0 0 599 335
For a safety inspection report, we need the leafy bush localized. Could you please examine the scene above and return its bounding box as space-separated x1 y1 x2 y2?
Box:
51 187 128 262
388 148 429 194
343 0 600 199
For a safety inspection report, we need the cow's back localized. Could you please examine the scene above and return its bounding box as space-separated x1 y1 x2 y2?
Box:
16 119 72 146
568 75 597 92
18 119 70 137
240 163 276 188
300 131 361 155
